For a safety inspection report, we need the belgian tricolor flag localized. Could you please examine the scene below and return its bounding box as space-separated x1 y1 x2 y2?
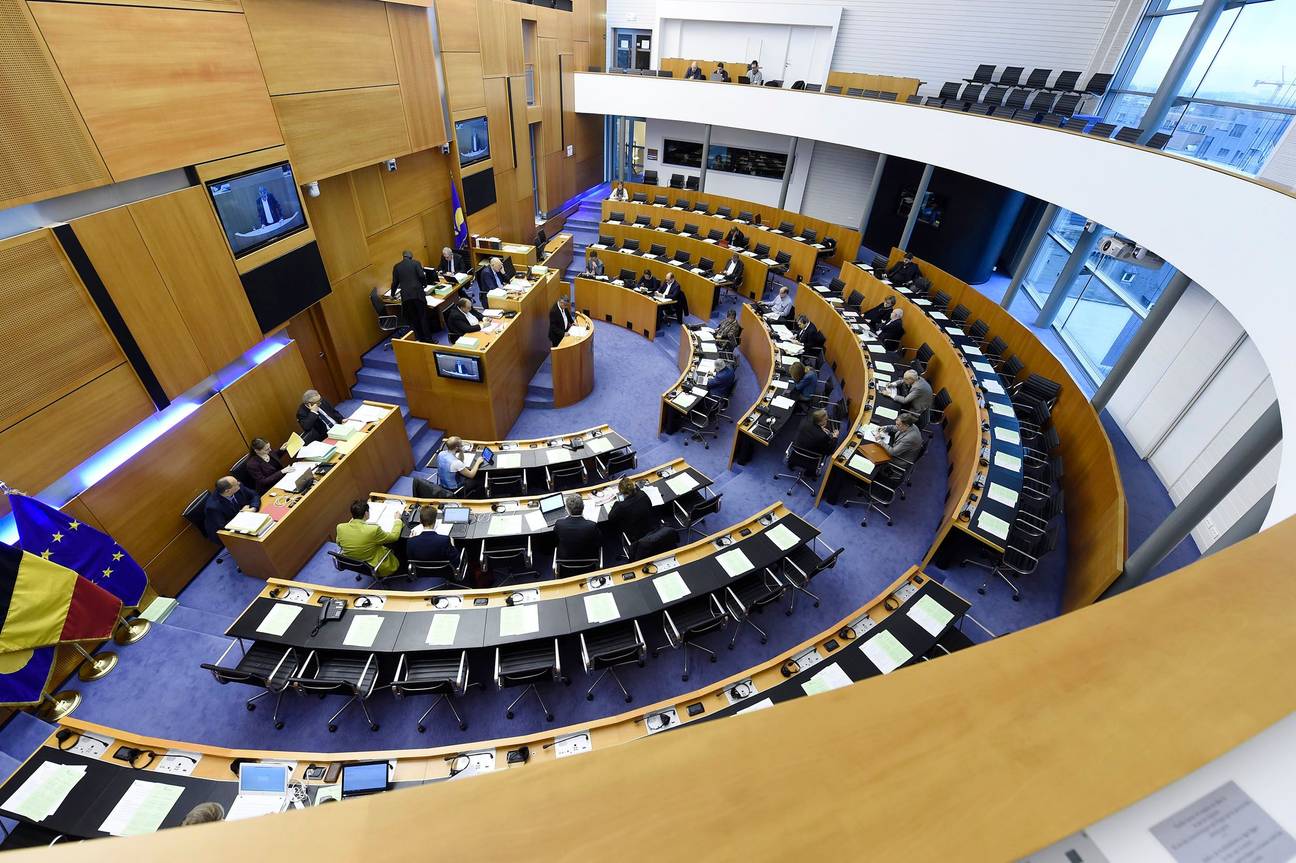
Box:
0 542 120 653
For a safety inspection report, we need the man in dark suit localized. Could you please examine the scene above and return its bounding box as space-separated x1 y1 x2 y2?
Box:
885 253 920 286
392 250 430 342
608 477 660 545
549 295 573 347
446 297 483 342
705 360 737 398
657 272 686 325
862 296 896 329
254 186 283 227
477 257 508 298
437 246 458 278
584 250 606 277
297 389 344 444
795 315 826 351
717 253 744 290
554 494 603 572
793 409 836 457
636 269 660 294
724 226 747 249
203 475 261 541
406 506 462 572
879 308 905 351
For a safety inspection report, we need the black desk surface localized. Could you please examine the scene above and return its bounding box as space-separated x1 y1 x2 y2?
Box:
228 513 820 654
466 430 632 474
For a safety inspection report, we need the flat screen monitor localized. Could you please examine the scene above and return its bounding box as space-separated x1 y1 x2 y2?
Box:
435 352 484 382
663 139 703 169
456 116 490 168
238 242 332 333
207 162 308 258
441 505 471 524
539 493 565 514
341 761 389 798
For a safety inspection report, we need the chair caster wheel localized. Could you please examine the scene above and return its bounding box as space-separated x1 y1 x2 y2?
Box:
682 674 690 682
704 444 709 449
370 723 380 732
624 694 633 703
506 711 515 719
727 643 734 650
459 722 468 731
638 659 645 667
651 648 660 658
785 610 793 617
417 725 426 733
563 677 571 686
586 693 594 701
545 713 554 722
709 655 717 663
887 521 893 527
328 724 337 732
247 704 256 712
759 636 767 644
813 601 820 608
977 587 987 595
1012 595 1021 602
273 720 284 729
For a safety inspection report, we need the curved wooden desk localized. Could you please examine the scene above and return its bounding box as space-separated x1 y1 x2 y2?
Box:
423 426 633 496
729 303 786 465
658 323 712 435
656 58 922 103
394 269 559 440
612 183 862 272
551 311 594 408
573 275 673 340
882 249 1126 610
218 402 413 581
597 212 769 301
583 247 717 321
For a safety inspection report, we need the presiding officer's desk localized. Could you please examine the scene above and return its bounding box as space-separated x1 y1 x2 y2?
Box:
551 311 594 408
381 270 473 332
0 566 968 846
597 216 768 302
581 245 718 322
394 267 560 440
573 274 674 341
218 401 413 581
425 425 634 496
470 233 574 277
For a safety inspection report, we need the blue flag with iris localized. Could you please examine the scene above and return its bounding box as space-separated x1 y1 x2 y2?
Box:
451 182 468 249
9 494 148 608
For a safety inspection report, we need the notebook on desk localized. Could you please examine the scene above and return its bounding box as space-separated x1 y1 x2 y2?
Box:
226 763 290 821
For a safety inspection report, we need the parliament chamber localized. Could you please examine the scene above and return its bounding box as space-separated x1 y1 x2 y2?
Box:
0 0 1294 860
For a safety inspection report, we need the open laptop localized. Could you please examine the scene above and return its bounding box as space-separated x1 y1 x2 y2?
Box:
341 761 391 798
441 505 471 525
538 493 565 515
226 763 291 821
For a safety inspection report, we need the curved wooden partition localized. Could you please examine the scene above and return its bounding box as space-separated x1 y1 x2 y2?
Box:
659 323 701 435
573 275 672 340
551 311 594 408
887 249 1127 609
615 182 862 271
729 303 777 465
585 248 717 322
599 215 769 301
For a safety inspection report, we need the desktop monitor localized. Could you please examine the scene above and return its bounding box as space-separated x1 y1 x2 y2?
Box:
341 761 390 798
206 162 308 258
456 116 490 168
501 257 517 280
434 352 484 382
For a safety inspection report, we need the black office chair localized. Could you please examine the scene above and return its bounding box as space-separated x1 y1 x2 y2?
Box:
369 288 400 348
995 66 1024 87
496 639 565 721
825 84 842 95
772 251 791 274
906 94 922 104
968 319 992 346
775 444 825 496
846 87 864 97
632 192 647 203
634 214 652 227
597 233 615 249
683 223 700 237
878 91 898 101
724 569 786 648
845 290 865 313
673 250 690 265
978 523 1059 601
1024 68 1053 90
408 556 468 590
715 206 731 218
391 650 470 732
964 64 995 85
674 197 689 209
861 89 880 99
683 395 722 448
660 218 676 232
1049 70 1081 93
202 641 299 730
781 545 842 615
999 354 1025 381
950 304 972 324
986 336 1011 363
483 468 526 498
481 537 534 586
1052 93 1082 116
594 446 637 480
673 490 722 540
804 83 821 92
553 546 603 579
903 341 935 374
693 201 709 214
1085 122 1117 139
1146 131 1172 150
288 649 382 732
643 170 658 185
654 593 728 682
842 456 912 527
581 621 646 703
1113 126 1143 144
328 548 398 588
546 459 588 491
685 176 699 190
617 268 636 284
670 174 685 188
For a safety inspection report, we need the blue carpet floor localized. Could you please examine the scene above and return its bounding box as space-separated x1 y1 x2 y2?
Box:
14 252 1194 756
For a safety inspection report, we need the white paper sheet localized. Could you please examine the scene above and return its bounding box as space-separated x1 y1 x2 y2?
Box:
343 614 384 648
256 603 302 636
801 662 853 696
99 780 184 836
665 473 699 495
716 548 754 578
765 523 799 550
906 595 954 636
499 603 539 637
860 629 912 674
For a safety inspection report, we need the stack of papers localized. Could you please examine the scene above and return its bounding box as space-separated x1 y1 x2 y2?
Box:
256 603 302 636
801 663 852 696
860 629 912 674
586 436 614 454
764 522 799 550
99 780 185 836
328 421 363 440
848 453 875 475
874 406 899 420
643 485 665 507
225 511 272 535
569 326 589 338
770 396 795 411
494 452 523 469
348 405 388 424
906 595 954 636
671 392 699 410
987 483 1019 507
273 462 313 491
993 452 1023 472
298 441 336 461
344 614 384 648
652 571 689 602
584 592 619 624
1 762 86 822
366 500 403 531
976 510 1012 540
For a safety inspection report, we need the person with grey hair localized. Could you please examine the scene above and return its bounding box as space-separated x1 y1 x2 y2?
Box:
296 388 344 444
705 358 737 398
478 255 509 297
553 492 603 571
879 307 905 350
880 412 923 464
181 802 225 826
392 249 430 342
888 369 934 423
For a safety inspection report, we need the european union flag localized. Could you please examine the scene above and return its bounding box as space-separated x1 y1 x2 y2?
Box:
0 647 56 708
451 182 469 250
9 494 148 608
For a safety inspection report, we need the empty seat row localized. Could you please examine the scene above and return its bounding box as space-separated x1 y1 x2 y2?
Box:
963 64 1112 97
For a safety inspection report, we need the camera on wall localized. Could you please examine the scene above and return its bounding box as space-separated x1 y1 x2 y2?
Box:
385 158 398 172
306 181 320 198
440 143 450 155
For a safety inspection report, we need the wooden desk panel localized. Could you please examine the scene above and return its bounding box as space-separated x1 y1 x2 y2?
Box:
730 302 776 465
552 312 594 408
573 276 668 340
589 248 717 322
599 220 766 303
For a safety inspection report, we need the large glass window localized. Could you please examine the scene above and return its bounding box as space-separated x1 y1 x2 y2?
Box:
1101 0 1294 175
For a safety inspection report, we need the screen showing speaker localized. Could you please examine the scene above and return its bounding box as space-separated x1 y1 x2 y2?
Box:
206 162 308 258
706 145 787 180
663 139 703 168
435 352 484 382
455 116 490 168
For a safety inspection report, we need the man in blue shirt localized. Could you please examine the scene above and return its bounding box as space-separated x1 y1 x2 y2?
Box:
768 285 794 319
436 436 481 495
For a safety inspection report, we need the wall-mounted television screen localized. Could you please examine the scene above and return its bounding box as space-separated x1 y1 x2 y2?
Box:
206 162 307 258
435 352 484 382
456 116 491 168
706 145 787 180
663 139 703 168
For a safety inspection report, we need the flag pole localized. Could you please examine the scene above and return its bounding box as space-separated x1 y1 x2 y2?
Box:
70 643 118 681
114 612 151 645
36 689 81 722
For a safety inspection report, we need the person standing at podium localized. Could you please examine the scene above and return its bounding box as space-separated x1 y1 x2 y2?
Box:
549 294 574 347
392 250 430 342
254 186 283 227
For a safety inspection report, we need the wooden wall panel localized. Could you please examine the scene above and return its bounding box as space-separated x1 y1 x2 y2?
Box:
241 0 397 95
142 524 216 598
388 3 447 152
29 2 282 182
77 396 247 567
0 230 126 431
272 87 411 183
302 174 369 282
420 208 454 265
129 187 264 373
484 77 516 173
220 341 313 450
382 148 451 225
70 207 209 399
436 0 480 52
0 0 110 210
320 270 384 386
0 365 153 521
367 216 429 273
351 166 393 237
443 52 488 112
475 0 507 77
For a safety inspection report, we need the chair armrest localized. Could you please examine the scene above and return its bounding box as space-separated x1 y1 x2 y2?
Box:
393 653 408 686
360 653 378 697
579 633 592 671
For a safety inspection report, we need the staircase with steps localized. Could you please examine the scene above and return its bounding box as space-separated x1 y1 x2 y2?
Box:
350 342 443 469
562 184 609 283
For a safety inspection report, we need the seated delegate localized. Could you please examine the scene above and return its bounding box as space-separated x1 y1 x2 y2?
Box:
715 309 741 347
585 250 606 276
862 296 896 329
768 286 793 319
794 408 837 457
297 388 344 444
437 436 482 494
554 494 604 570
336 500 403 577
406 505 462 572
446 297 484 342
887 370 934 423
637 269 660 294
245 437 289 494
789 360 819 406
717 253 743 289
657 273 686 324
684 61 704 81
608 476 661 545
879 308 905 351
885 253 921 287
795 315 826 351
710 62 731 82
879 413 923 464
706 359 737 398
203 476 260 541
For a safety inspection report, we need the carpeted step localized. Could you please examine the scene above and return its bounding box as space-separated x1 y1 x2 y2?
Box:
388 475 415 496
404 415 427 441
357 365 403 386
165 604 234 638
411 426 443 468
0 712 55 763
351 383 408 406
525 384 555 404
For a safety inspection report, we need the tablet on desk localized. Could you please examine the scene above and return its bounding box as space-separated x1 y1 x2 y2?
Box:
441 505 471 524
341 761 390 798
479 446 495 465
